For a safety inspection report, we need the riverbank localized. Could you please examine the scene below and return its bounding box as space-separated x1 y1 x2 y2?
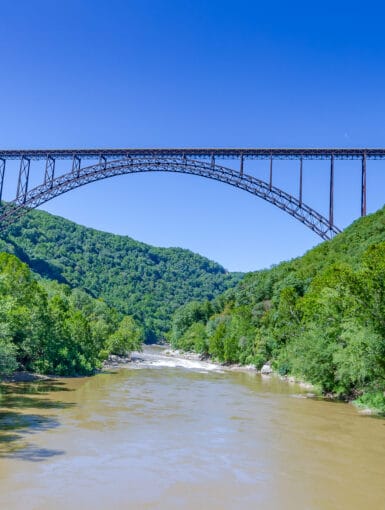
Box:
1 347 380 416
157 347 382 416
0 371 53 383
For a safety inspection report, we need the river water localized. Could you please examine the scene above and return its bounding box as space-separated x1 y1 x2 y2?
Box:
0 346 384 509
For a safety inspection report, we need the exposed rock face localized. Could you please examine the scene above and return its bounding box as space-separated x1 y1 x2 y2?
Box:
261 363 273 375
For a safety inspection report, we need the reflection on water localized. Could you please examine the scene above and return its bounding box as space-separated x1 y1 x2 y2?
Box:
0 381 74 462
0 346 384 509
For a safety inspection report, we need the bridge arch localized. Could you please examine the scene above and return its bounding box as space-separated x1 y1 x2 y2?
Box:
0 157 340 239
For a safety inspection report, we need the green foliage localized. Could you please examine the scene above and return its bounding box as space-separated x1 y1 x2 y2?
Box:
170 300 214 346
0 340 18 375
334 321 384 394
286 322 339 392
0 209 242 341
0 253 143 376
208 319 227 360
107 316 144 356
176 322 208 354
169 206 385 412
354 392 385 415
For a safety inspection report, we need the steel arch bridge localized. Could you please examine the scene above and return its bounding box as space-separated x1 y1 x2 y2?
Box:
0 147 381 239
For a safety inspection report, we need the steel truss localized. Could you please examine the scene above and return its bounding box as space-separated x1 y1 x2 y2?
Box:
0 158 5 205
0 147 385 160
0 157 340 239
16 157 30 203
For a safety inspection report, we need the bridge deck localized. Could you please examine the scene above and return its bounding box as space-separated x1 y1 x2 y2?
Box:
0 148 385 160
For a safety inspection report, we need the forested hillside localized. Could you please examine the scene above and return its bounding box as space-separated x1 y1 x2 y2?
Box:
0 252 143 376
0 209 242 341
170 207 385 413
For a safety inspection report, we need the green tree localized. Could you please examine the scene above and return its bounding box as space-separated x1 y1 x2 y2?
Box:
107 316 144 356
0 340 18 375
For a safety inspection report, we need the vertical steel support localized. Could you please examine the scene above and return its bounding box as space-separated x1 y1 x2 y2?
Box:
16 156 31 203
72 155 81 177
0 158 5 205
44 155 56 187
299 157 303 206
269 155 273 189
361 152 367 217
210 153 215 168
329 154 334 227
99 155 107 169
240 153 244 177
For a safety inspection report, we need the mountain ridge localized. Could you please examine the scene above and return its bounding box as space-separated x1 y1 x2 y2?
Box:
0 208 243 341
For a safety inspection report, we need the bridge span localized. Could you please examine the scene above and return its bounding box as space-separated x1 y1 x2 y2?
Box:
0 147 382 239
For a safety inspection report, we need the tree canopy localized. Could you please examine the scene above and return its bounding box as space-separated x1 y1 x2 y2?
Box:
0 252 144 376
0 209 242 342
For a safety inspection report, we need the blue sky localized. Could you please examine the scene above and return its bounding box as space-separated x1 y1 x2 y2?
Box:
1 0 385 271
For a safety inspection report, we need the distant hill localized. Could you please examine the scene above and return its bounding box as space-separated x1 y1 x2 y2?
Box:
0 209 242 341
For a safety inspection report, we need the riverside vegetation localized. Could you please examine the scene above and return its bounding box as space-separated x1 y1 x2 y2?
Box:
1 206 385 414
0 208 241 377
0 252 143 376
169 207 385 414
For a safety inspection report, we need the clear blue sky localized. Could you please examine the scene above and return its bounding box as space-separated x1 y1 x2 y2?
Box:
1 0 385 271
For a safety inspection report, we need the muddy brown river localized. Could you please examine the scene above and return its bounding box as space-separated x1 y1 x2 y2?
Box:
0 346 384 509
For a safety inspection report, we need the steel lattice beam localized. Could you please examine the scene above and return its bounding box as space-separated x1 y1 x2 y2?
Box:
0 158 5 205
16 156 30 204
72 155 81 176
44 155 56 187
1 147 385 161
0 157 341 239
